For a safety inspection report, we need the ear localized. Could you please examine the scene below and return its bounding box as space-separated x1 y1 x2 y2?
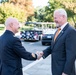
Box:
9 23 13 28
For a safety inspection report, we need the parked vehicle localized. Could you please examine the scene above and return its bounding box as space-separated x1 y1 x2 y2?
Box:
41 29 56 45
21 22 56 42
20 30 42 41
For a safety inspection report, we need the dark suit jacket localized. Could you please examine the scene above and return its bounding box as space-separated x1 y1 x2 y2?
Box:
0 30 37 75
43 24 76 75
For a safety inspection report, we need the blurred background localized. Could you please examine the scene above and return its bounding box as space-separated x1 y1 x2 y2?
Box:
0 0 76 29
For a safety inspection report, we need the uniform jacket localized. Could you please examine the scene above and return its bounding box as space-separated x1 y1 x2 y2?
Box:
43 24 76 75
0 30 37 75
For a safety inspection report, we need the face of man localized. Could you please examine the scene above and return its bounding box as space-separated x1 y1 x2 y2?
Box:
54 12 64 28
11 20 20 34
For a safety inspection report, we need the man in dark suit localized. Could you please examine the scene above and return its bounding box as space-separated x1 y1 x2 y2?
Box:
0 17 41 75
37 8 76 75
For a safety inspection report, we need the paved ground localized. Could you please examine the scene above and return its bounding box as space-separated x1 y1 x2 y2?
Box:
23 55 76 75
23 55 52 75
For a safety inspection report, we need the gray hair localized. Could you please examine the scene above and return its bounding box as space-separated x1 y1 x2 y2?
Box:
5 17 18 26
54 8 67 18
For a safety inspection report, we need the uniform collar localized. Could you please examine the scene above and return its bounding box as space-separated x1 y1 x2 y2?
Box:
6 30 14 35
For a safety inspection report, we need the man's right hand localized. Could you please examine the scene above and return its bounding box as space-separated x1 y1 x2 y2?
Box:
36 51 43 60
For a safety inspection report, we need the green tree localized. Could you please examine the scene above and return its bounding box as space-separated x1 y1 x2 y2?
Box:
38 0 76 27
27 7 46 22
0 0 34 23
0 3 27 23
33 0 64 22
44 0 65 22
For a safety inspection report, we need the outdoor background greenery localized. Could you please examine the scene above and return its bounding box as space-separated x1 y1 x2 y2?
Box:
0 0 76 33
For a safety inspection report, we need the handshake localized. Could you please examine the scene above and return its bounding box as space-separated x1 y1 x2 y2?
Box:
36 51 44 60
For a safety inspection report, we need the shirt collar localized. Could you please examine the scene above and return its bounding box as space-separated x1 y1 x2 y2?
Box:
60 22 68 31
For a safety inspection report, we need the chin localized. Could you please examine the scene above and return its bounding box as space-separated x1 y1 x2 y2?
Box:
56 24 60 28
15 31 18 34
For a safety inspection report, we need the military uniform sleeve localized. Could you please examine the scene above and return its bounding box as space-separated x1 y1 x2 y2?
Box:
13 37 37 60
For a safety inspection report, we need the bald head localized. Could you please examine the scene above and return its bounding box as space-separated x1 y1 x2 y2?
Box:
5 17 19 26
5 17 20 34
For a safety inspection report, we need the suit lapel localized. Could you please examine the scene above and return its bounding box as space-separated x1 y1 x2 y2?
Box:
51 24 69 49
54 30 64 43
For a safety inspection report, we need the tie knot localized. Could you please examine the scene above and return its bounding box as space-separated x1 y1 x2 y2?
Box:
58 28 61 31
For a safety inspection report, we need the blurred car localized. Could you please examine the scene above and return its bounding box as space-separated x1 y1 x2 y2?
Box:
20 30 42 41
41 29 56 45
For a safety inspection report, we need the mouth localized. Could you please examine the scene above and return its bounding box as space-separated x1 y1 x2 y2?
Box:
18 27 20 29
55 21 58 23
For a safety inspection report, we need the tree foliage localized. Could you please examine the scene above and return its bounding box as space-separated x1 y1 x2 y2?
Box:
0 0 34 23
33 0 76 27
44 0 64 22
33 0 64 22
46 0 76 26
57 0 76 26
0 3 27 23
9 0 34 16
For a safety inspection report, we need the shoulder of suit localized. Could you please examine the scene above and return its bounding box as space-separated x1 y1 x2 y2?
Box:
13 35 21 42
68 25 75 31
66 25 76 36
